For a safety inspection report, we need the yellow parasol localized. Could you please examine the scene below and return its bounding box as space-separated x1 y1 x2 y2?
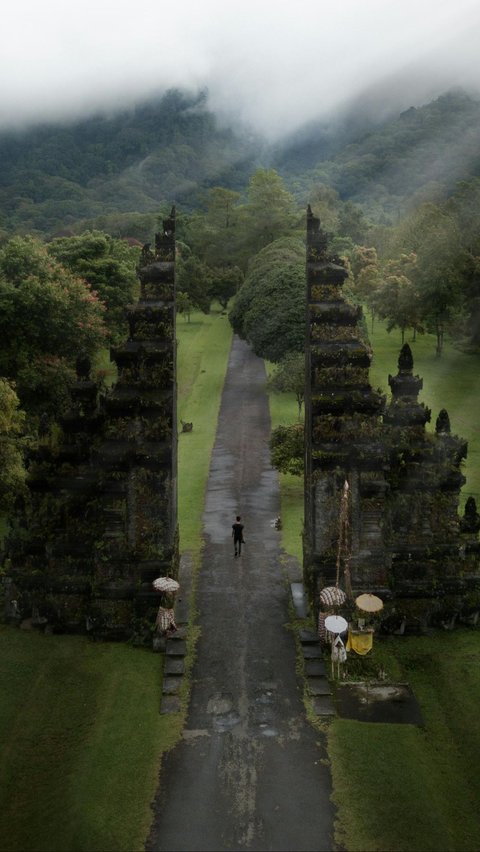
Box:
355 593 384 613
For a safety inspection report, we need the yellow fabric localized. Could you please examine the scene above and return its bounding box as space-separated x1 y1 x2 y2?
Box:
346 628 373 656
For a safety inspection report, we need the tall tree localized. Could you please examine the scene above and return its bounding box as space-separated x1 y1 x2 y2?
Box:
268 352 305 417
338 201 369 244
47 231 139 341
0 379 26 512
371 274 420 344
242 170 298 257
209 266 243 309
176 254 212 314
0 237 107 416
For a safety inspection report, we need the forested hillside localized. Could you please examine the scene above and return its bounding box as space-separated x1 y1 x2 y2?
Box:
0 89 261 237
3 88 480 239
276 90 480 221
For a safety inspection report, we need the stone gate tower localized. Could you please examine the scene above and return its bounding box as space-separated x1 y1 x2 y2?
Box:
4 211 178 641
304 207 387 598
303 207 480 626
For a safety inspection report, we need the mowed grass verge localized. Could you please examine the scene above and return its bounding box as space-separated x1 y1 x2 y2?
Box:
265 364 304 562
0 308 232 852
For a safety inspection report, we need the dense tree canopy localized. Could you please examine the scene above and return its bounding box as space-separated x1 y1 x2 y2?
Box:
0 237 107 417
0 379 26 512
229 237 305 362
47 231 139 340
269 424 304 476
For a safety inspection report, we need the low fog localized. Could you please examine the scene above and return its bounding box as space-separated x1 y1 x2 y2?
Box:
3 0 480 137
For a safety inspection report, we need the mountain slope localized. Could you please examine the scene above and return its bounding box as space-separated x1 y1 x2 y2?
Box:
274 90 480 221
0 89 261 236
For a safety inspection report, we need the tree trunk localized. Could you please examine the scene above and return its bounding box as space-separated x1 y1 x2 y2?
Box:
435 323 443 357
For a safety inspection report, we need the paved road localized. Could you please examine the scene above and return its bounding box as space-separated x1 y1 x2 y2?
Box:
147 336 334 852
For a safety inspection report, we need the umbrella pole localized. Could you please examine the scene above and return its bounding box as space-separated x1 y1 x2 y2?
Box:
337 480 354 601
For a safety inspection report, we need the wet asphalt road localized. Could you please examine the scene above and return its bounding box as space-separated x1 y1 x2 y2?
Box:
147 336 334 852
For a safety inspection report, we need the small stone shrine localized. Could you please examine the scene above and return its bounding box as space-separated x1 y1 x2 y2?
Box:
4 210 178 641
304 207 480 629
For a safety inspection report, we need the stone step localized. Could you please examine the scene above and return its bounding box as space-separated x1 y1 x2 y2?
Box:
302 645 323 660
307 678 332 696
165 639 187 657
162 677 182 695
160 695 181 714
299 628 320 645
164 658 185 676
304 660 327 677
169 626 187 640
311 695 336 716
174 596 189 625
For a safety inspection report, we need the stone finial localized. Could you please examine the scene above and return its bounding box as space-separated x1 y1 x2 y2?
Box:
436 409 451 434
460 496 480 535
398 343 413 373
307 205 321 233
76 351 91 380
163 207 176 236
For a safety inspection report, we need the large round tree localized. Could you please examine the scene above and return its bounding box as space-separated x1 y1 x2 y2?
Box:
229 237 305 362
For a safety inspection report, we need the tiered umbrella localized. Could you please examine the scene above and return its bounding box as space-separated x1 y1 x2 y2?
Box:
152 577 180 593
319 586 347 607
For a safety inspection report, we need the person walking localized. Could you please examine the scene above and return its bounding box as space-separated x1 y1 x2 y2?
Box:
232 515 244 557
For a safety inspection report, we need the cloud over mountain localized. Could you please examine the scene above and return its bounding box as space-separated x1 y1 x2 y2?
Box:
2 0 480 137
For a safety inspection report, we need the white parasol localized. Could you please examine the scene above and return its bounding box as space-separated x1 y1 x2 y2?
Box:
324 614 348 634
152 577 180 593
355 593 383 613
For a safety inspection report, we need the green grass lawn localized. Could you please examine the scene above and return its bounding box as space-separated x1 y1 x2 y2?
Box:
0 628 181 852
176 306 233 553
0 308 233 852
368 317 480 509
329 629 480 852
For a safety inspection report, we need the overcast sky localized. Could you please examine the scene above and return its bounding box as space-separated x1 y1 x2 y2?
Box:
2 0 480 137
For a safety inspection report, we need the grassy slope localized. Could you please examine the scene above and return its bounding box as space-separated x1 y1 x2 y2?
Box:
0 308 232 852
